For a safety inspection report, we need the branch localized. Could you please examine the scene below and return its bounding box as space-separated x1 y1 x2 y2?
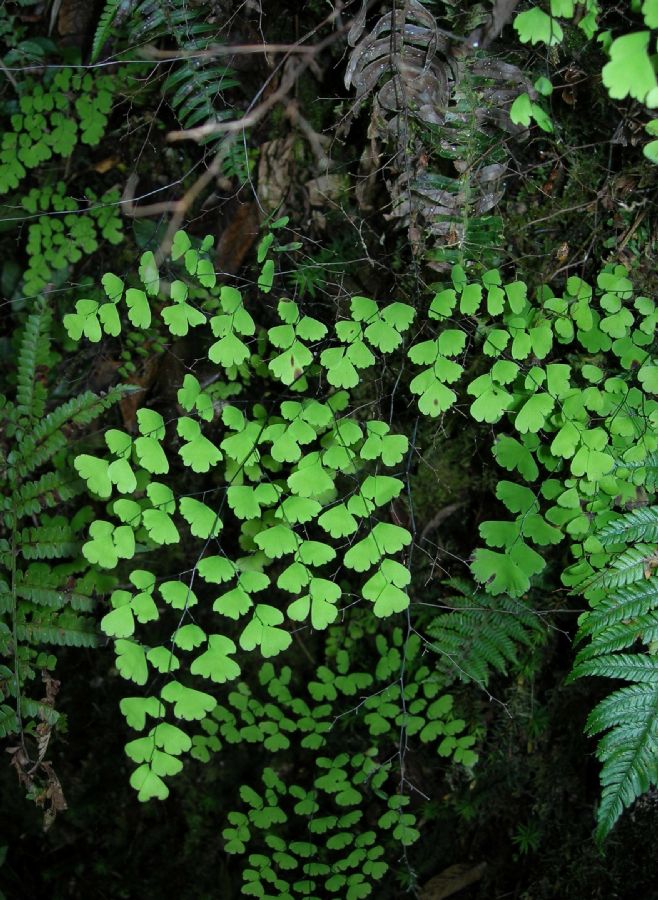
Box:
166 1 351 144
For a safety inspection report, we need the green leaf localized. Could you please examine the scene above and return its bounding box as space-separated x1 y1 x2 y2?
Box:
139 250 160 295
277 562 310 593
255 524 300 559
602 32 657 104
115 639 148 685
142 508 179 545
83 521 135 569
493 436 539 481
240 605 292 657
101 604 134 638
275 495 321 525
130 765 169 801
151 722 192 755
160 581 198 610
270 341 313 385
74 455 112 499
172 230 192 260
362 568 409 616
125 288 151 328
515 393 555 434
120 696 163 730
471 542 545 596
177 417 222 472
288 454 335 499
510 92 532 126
179 497 221 538
317 504 358 538
146 646 180 674
209 333 251 368
198 556 236 584
161 681 216 720
258 258 275 292
102 272 124 302
134 436 169 475
514 7 563 45
227 486 261 520
173 623 206 651
191 634 240 683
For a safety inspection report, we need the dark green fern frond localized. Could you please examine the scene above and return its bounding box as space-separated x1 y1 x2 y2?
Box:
91 0 122 63
15 469 83 519
585 681 658 842
616 452 658 491
16 611 98 648
573 620 651 660
571 652 658 683
427 579 539 686
579 579 658 636
15 299 50 422
131 0 240 143
19 524 77 560
1 313 124 754
14 387 124 478
17 563 96 612
590 544 657 590
598 506 658 546
0 704 18 738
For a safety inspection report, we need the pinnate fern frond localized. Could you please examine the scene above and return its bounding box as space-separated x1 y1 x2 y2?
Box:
598 506 658 546
91 0 122 62
579 579 658 635
427 579 539 686
14 387 124 477
131 0 239 142
573 503 658 839
590 544 656 590
17 612 98 648
571 652 658 683
15 299 50 421
585 681 658 842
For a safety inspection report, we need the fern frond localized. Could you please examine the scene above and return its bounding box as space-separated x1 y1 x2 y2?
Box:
0 704 18 738
16 299 50 422
19 525 77 560
598 506 658 546
579 579 658 635
427 579 539 685
571 652 658 684
585 681 658 841
14 387 124 477
591 545 657 590
131 0 239 144
574 620 648 660
616 452 658 491
15 470 83 519
16 564 96 612
17 611 98 648
91 0 122 62
19 696 61 726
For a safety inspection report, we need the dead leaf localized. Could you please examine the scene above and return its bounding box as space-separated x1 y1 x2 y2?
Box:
421 862 487 900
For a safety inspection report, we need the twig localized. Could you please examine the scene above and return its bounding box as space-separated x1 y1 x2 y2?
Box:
419 502 464 546
0 57 18 90
284 100 333 170
138 42 322 60
166 2 350 144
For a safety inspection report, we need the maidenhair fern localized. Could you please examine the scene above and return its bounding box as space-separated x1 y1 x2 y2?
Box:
0 299 125 820
63 215 658 859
